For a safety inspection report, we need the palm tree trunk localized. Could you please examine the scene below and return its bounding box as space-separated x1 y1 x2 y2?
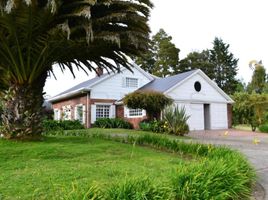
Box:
1 75 47 140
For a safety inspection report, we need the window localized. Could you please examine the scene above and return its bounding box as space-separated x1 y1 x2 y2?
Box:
62 105 72 120
194 81 201 92
129 108 143 117
126 77 138 88
96 105 110 119
75 105 85 124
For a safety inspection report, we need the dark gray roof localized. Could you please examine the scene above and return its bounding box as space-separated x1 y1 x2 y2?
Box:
55 73 109 97
139 70 198 92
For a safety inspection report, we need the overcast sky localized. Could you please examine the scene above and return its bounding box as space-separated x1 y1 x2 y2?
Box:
44 0 268 97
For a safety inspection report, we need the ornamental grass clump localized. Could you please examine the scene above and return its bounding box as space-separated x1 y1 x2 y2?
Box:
162 105 190 136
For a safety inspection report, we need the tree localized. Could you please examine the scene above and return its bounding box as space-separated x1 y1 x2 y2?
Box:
135 29 180 77
232 92 268 131
179 50 214 78
0 0 152 140
123 90 173 120
249 60 266 94
209 37 239 94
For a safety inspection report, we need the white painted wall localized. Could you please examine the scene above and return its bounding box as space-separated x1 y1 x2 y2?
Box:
210 103 228 129
167 73 228 103
170 73 229 131
91 68 152 100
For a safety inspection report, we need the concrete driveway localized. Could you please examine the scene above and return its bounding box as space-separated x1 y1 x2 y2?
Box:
188 129 268 200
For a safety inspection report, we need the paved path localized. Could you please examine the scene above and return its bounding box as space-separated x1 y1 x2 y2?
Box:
188 129 268 200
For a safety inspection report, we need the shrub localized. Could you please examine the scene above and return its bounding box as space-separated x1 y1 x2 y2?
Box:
232 92 268 131
107 178 173 200
123 90 173 120
42 120 84 132
139 120 167 133
162 106 190 136
94 118 132 129
259 124 268 133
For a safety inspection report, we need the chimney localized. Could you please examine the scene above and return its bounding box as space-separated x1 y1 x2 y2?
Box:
96 67 103 77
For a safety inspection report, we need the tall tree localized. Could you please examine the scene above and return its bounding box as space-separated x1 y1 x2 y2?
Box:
135 29 180 77
209 37 239 94
179 50 214 78
0 0 152 140
249 60 266 94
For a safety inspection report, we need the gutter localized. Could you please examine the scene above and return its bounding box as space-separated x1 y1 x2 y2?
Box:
48 88 91 103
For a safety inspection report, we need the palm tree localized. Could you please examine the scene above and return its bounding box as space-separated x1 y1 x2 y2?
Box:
0 0 153 140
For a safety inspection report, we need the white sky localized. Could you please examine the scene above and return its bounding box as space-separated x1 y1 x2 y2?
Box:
44 0 268 97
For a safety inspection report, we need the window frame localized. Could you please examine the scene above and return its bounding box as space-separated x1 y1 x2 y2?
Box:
125 77 139 88
96 104 111 119
125 107 146 118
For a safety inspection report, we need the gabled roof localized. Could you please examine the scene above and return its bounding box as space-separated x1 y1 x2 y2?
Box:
139 70 198 92
49 64 154 102
57 73 109 97
139 69 234 104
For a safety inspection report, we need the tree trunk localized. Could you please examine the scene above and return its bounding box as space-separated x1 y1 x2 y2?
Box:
0 75 47 140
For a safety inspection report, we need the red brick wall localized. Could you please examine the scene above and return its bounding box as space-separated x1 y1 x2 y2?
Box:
52 97 146 129
115 105 147 129
52 94 89 126
116 105 124 118
227 104 233 128
126 117 147 129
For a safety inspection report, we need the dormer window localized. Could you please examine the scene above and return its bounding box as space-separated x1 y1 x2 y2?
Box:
126 77 138 88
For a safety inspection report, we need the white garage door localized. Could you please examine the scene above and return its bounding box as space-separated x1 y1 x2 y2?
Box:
187 103 204 131
175 103 204 131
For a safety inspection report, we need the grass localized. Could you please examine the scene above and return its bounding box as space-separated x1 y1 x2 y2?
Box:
0 128 256 199
233 124 259 132
46 128 190 140
0 136 187 199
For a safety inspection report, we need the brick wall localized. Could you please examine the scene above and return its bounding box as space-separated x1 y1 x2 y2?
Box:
52 97 146 129
116 105 147 129
52 94 89 126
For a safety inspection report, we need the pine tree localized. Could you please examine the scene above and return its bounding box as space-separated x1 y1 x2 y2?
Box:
179 50 214 78
209 37 239 94
135 29 180 77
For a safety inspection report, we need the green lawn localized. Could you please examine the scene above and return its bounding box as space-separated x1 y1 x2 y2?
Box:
0 128 255 199
233 124 259 132
0 136 188 199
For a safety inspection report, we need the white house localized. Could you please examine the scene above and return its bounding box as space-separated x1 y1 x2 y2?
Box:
49 64 234 130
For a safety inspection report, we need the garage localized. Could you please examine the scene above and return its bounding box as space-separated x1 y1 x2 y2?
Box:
140 69 234 131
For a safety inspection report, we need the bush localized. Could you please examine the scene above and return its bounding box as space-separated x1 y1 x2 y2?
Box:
259 124 268 133
139 120 167 133
42 120 84 132
94 118 132 129
123 90 173 120
162 106 190 136
107 178 173 200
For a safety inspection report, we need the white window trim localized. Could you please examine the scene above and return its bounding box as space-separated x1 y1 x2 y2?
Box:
94 102 113 105
75 104 85 124
96 104 111 119
123 76 139 88
53 109 60 121
125 107 146 118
